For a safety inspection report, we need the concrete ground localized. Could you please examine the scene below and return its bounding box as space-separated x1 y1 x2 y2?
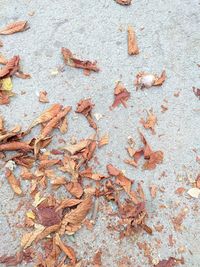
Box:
0 0 200 266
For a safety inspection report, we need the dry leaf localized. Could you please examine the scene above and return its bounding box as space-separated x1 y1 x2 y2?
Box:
5 168 22 195
55 234 76 265
115 172 133 194
29 104 62 129
36 206 62 226
111 82 130 109
62 140 88 155
140 110 157 134
172 209 187 232
62 48 99 72
135 71 166 90
155 257 184 267
39 90 49 103
0 56 20 78
0 141 32 152
35 224 60 243
39 159 60 170
15 70 31 79
76 99 97 130
92 250 102 266
127 26 139 55
98 133 109 148
56 199 83 212
0 21 29 35
187 188 200 198
21 224 45 249
65 182 83 198
143 151 164 170
80 167 107 181
0 77 13 91
59 116 68 134
115 0 132 5
39 106 71 139
60 197 92 235
107 164 120 176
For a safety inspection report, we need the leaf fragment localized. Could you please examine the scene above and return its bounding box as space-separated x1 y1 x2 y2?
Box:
140 110 157 134
0 56 20 78
21 224 45 249
62 47 99 72
65 182 83 198
39 90 49 103
0 21 29 35
76 99 97 130
111 82 130 109
98 133 109 148
127 26 139 55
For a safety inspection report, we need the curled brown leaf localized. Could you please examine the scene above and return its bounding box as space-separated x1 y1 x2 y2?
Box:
62 48 99 72
76 99 97 130
0 56 20 78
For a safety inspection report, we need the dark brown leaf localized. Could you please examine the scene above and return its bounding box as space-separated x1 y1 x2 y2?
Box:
36 206 62 226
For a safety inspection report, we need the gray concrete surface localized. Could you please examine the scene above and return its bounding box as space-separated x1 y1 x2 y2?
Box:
0 0 200 266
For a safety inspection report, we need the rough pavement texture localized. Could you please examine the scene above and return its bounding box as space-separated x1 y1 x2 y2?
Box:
0 0 200 266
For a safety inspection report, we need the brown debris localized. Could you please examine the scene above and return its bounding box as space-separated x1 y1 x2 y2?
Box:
155 257 184 267
92 250 102 266
0 21 29 35
0 55 20 78
39 90 49 103
115 0 132 5
0 249 34 266
172 209 187 232
111 81 130 109
195 174 200 188
76 98 97 130
62 47 99 72
127 26 139 55
140 109 157 134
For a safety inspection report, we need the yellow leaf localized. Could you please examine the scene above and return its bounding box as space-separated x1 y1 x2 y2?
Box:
26 211 35 220
1 77 13 91
32 192 46 207
21 224 44 249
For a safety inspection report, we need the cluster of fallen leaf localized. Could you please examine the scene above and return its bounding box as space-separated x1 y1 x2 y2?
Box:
0 17 186 267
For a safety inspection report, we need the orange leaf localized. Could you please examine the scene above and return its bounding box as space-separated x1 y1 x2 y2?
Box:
0 21 29 35
55 234 76 265
65 182 83 198
127 26 139 55
5 168 22 195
